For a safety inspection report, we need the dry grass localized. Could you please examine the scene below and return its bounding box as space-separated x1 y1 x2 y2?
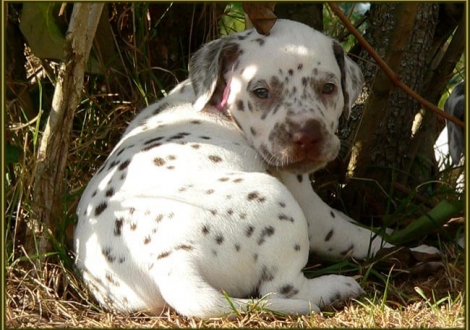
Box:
6 242 465 328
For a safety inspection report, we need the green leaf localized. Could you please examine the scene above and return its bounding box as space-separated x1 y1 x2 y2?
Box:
19 3 66 60
387 199 464 245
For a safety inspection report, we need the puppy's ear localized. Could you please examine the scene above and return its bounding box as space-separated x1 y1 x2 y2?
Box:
188 36 242 112
332 41 364 119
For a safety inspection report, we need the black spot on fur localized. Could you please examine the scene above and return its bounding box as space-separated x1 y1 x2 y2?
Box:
247 192 258 200
253 38 265 46
325 229 334 241
142 143 162 151
296 174 303 183
95 202 108 216
330 210 336 218
245 225 255 237
108 160 120 170
202 225 210 235
114 218 124 236
278 213 294 222
260 266 275 282
215 235 224 245
105 188 115 197
258 226 275 245
102 247 116 263
152 102 170 115
144 137 164 145
280 284 299 298
236 99 245 111
294 244 301 251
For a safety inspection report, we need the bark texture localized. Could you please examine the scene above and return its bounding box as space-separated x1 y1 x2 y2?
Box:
28 3 104 256
339 3 442 222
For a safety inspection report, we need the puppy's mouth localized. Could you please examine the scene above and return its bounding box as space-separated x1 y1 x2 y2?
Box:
258 120 340 174
258 143 338 174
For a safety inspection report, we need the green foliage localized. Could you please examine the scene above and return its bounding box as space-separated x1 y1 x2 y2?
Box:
323 3 368 51
220 3 245 35
386 199 464 245
19 2 66 60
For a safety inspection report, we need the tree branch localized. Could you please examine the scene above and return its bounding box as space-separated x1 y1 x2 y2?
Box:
328 2 464 129
29 3 104 257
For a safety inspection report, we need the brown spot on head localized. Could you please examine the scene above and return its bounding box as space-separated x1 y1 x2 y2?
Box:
208 155 223 163
154 158 166 166
247 191 260 201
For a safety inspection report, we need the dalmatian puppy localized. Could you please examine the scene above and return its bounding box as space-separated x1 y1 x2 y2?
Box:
74 19 440 319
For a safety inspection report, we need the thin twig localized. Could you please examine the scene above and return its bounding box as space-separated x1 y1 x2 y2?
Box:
328 3 465 129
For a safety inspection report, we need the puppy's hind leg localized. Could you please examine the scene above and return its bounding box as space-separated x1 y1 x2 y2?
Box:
156 260 318 318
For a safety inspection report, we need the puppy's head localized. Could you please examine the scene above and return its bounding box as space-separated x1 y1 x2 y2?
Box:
189 19 364 174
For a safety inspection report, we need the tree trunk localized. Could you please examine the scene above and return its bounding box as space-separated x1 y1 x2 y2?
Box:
275 3 323 31
28 3 104 258
340 3 441 223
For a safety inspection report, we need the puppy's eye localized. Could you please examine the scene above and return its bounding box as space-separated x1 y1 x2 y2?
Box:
253 88 270 99
322 83 336 94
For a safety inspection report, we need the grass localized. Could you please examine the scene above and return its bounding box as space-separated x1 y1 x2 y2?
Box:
4 3 466 328
5 247 465 328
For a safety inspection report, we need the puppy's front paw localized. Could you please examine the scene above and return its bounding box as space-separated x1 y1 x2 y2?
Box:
409 244 442 258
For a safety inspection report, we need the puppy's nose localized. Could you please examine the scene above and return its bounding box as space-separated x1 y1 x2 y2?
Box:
291 120 324 148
